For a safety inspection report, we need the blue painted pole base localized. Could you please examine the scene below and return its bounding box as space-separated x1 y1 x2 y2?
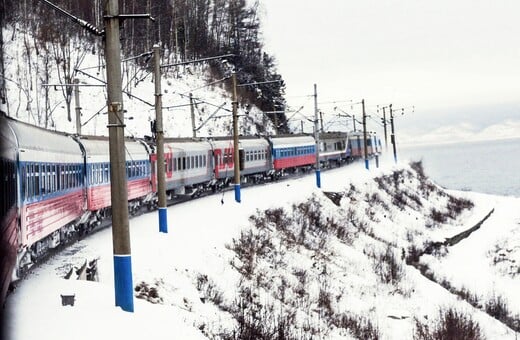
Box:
113 255 134 312
315 169 321 188
234 184 241 203
365 159 369 170
159 207 168 233
375 155 379 168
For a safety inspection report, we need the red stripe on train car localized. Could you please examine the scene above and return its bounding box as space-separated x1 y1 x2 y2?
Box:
88 178 151 211
21 190 84 246
273 155 315 170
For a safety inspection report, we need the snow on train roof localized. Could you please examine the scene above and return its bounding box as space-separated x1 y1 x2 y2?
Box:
78 136 148 161
5 115 81 157
269 135 315 148
163 140 211 153
239 138 269 148
0 114 17 160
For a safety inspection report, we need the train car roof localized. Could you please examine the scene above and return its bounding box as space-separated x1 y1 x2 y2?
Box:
239 138 270 148
0 113 17 160
319 131 348 139
163 140 211 152
3 114 81 156
269 135 315 148
77 136 149 159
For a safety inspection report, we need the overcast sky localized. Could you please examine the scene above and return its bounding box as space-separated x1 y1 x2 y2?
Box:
259 0 520 143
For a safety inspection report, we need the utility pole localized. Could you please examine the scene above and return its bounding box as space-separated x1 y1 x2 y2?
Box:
313 84 321 188
382 106 388 151
301 120 304 134
73 78 81 135
231 72 241 203
319 110 324 133
352 115 356 132
190 93 196 138
390 104 397 163
362 99 369 170
153 44 168 234
105 0 133 312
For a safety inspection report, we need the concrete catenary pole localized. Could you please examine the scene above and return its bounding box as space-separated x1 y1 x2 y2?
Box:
104 0 133 312
362 99 369 170
382 106 388 151
313 84 321 188
190 93 196 138
153 44 168 233
390 104 397 163
231 72 241 202
74 78 81 135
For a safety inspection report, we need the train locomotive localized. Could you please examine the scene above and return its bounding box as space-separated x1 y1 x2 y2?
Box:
0 112 381 305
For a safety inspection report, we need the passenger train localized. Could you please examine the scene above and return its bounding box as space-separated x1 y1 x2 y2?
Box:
0 112 381 305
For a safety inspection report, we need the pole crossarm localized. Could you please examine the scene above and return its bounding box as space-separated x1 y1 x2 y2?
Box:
161 54 235 69
42 83 105 87
237 79 283 87
105 14 155 21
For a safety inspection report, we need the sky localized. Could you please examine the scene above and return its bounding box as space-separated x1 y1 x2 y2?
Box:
259 0 520 144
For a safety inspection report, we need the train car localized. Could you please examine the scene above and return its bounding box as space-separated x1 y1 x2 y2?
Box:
7 116 85 275
319 131 350 166
0 113 18 305
269 135 316 174
348 131 380 158
238 137 271 182
152 138 213 197
207 138 235 182
77 136 152 216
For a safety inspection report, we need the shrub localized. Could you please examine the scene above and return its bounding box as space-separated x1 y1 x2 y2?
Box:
196 274 224 307
485 295 510 324
134 280 163 304
373 245 404 285
229 228 273 278
334 313 380 340
414 308 483 340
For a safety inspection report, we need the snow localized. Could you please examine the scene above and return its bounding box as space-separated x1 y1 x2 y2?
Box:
3 157 520 339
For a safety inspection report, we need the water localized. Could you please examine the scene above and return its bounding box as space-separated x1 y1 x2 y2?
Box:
398 138 520 197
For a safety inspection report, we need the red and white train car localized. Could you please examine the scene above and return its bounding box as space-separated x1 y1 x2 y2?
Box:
151 139 213 196
238 137 271 180
208 139 235 181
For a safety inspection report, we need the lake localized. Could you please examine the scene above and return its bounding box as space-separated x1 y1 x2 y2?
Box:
398 138 520 197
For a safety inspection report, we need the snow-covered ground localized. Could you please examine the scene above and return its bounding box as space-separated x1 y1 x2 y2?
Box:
3 157 519 339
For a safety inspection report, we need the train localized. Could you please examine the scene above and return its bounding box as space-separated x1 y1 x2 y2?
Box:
0 112 381 305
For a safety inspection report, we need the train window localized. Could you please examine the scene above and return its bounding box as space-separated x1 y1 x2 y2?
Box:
203 155 206 167
181 157 185 170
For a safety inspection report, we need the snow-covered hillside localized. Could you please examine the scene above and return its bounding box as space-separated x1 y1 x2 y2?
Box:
4 159 519 339
2 24 274 139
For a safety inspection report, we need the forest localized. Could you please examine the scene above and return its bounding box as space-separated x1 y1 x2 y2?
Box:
0 0 287 130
